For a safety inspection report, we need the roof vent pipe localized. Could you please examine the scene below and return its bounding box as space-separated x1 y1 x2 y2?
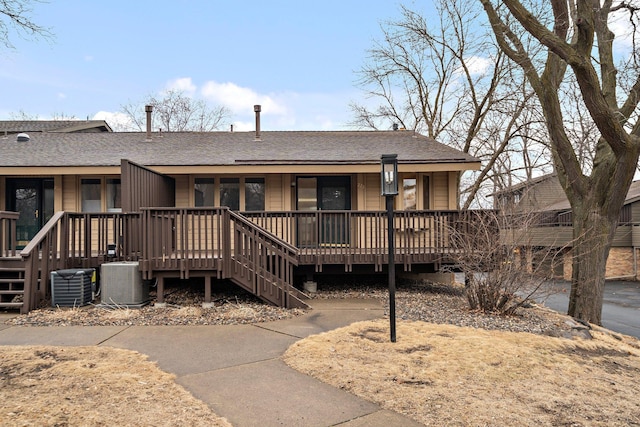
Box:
254 105 261 141
145 105 153 141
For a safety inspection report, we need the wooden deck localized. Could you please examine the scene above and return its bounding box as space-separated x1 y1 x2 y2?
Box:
0 208 489 313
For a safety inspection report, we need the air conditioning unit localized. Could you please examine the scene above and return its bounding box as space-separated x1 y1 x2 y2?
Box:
51 269 95 307
100 261 149 307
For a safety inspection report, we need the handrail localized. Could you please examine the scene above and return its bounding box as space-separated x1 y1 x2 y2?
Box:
139 207 302 307
227 209 299 307
20 211 66 313
19 211 143 313
229 210 299 258
0 210 20 257
242 209 483 271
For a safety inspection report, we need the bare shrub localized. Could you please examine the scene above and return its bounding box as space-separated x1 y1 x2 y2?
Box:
448 210 566 314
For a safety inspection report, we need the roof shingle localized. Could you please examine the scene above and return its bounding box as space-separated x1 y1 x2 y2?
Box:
0 130 479 168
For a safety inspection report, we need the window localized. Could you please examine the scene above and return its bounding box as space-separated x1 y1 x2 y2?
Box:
106 179 121 212
194 176 265 210
195 178 215 207
80 177 122 212
220 178 240 210
403 178 417 210
81 179 101 212
245 178 265 211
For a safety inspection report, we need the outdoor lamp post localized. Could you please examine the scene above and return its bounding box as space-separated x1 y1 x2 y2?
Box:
381 154 398 342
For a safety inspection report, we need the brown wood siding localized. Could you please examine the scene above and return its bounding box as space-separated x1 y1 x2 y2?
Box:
62 176 77 211
432 172 449 210
266 174 283 210
364 173 382 210
517 177 566 212
501 226 574 247
631 201 640 223
632 225 640 247
121 160 175 212
612 225 633 247
174 175 189 207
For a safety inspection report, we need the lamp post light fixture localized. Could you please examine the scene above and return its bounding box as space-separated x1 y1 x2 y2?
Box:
381 154 398 342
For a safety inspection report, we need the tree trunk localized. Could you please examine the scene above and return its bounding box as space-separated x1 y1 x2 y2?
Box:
567 205 616 325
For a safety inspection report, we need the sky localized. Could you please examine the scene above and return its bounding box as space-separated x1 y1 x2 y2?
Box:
0 0 419 131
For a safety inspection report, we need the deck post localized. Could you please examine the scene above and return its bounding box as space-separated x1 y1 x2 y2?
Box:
203 275 213 308
155 275 166 307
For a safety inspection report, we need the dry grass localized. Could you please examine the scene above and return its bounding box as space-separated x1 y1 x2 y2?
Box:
283 319 640 427
0 346 231 427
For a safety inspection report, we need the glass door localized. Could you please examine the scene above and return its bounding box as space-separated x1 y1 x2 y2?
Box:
296 176 351 247
296 177 318 247
318 177 350 246
6 178 54 248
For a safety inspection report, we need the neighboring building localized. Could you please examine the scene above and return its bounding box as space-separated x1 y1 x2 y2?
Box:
492 173 565 212
494 173 640 280
0 120 113 136
0 114 481 313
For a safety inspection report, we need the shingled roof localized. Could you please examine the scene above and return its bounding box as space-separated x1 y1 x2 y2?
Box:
0 120 112 135
0 130 479 168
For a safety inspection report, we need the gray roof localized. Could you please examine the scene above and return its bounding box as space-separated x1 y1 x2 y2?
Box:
0 120 112 134
0 130 479 168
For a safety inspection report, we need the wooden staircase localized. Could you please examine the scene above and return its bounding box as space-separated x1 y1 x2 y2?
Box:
0 258 25 310
228 257 309 309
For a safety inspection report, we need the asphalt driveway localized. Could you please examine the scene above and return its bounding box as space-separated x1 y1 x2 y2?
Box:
541 280 640 339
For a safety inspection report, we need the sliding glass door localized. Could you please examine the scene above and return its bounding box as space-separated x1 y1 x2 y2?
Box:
296 176 351 247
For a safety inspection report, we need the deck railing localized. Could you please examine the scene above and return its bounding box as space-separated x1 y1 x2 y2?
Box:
15 208 490 312
228 210 299 306
242 210 478 271
20 212 143 313
0 211 19 258
140 208 300 307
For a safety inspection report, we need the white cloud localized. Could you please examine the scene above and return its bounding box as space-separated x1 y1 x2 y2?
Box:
149 78 358 131
165 77 197 96
93 111 135 131
463 56 493 76
232 120 254 132
57 92 66 99
84 55 93 62
609 11 635 53
201 81 288 116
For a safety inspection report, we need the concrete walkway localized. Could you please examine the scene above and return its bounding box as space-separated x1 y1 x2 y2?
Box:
0 299 424 427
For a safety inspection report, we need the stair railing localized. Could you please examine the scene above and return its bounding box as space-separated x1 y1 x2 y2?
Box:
0 211 19 258
20 211 66 313
227 209 300 307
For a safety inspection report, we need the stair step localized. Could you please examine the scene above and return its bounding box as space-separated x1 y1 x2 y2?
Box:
0 278 25 284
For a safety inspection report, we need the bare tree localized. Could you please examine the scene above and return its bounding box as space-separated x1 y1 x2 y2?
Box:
480 0 640 324
350 0 552 208
121 89 232 132
0 0 52 49
448 210 564 314
8 109 38 120
8 110 76 120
